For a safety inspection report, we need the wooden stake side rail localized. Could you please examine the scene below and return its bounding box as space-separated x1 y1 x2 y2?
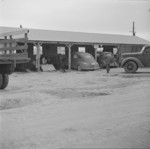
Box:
0 38 28 44
0 29 29 90
0 29 30 65
0 60 29 64
0 53 28 57
0 45 28 51
0 55 30 64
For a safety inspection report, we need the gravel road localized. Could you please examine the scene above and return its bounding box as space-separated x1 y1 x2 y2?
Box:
0 68 150 149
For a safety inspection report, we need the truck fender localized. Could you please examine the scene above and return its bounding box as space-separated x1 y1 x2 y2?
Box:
121 57 144 68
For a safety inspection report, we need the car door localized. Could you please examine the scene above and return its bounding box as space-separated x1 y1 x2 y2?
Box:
142 47 150 67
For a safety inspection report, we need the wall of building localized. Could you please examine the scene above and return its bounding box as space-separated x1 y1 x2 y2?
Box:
119 45 143 54
16 41 145 71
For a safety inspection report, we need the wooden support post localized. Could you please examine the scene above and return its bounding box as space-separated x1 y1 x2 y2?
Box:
4 36 7 54
116 44 121 67
68 45 71 70
9 35 13 54
36 43 40 72
93 44 99 61
95 48 97 61
34 42 42 72
66 43 73 70
24 33 28 55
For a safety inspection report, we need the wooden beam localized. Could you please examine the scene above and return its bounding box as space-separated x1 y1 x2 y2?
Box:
9 35 13 54
93 44 100 61
33 42 42 72
95 48 97 61
0 56 30 63
36 44 40 72
68 46 71 70
0 53 28 58
4 36 7 54
0 45 28 51
65 43 73 70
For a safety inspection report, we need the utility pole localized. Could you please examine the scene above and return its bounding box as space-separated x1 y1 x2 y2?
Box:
130 21 136 36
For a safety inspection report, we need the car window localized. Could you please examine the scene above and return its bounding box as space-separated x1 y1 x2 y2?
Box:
144 47 150 54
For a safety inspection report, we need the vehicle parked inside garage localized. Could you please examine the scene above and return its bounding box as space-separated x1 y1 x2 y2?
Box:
68 52 99 71
97 52 118 68
121 45 150 73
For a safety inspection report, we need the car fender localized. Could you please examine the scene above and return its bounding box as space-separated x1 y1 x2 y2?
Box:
121 57 144 68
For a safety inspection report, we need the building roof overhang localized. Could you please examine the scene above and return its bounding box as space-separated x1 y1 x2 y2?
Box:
0 26 150 45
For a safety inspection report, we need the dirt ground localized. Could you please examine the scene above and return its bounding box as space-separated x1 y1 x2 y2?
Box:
0 68 150 149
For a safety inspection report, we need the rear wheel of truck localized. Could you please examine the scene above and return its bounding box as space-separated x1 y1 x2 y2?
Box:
0 74 3 89
124 61 138 73
0 74 9 89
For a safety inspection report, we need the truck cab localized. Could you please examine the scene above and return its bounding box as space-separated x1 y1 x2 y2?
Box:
121 45 150 73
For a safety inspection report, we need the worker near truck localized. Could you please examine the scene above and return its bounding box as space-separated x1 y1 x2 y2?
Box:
97 51 111 73
105 54 111 73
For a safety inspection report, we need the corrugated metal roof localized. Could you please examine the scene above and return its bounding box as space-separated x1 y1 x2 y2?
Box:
0 26 150 45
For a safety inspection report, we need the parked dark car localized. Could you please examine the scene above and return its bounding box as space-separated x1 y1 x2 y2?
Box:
121 45 150 73
68 52 99 71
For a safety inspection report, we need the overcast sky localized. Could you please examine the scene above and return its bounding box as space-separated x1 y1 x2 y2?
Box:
0 0 150 41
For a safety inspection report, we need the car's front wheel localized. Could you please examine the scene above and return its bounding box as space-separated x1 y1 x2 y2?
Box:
124 61 138 73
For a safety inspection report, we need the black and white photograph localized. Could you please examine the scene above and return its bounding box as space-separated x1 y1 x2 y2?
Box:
0 0 150 148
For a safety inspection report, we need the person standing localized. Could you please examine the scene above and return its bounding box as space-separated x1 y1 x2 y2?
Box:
97 52 105 69
105 53 112 73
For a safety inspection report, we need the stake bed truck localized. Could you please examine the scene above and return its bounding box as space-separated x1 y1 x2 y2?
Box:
0 29 30 89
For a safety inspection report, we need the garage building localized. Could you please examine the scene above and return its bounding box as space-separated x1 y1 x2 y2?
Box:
0 26 150 71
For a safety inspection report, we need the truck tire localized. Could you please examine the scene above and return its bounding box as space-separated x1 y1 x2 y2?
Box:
0 74 9 89
124 61 138 73
0 74 3 89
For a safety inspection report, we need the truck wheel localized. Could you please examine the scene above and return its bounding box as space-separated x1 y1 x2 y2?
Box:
124 61 138 73
0 74 9 89
0 74 3 89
